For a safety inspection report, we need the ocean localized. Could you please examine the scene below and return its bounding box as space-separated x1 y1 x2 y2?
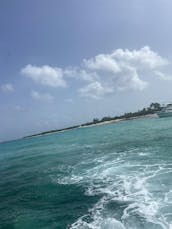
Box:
0 117 172 229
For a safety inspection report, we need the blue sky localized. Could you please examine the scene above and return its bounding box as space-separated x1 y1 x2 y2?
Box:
1 0 172 141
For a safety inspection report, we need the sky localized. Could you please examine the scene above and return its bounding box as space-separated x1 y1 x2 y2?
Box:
1 0 172 141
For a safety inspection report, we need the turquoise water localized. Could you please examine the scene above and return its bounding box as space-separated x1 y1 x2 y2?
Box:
1 117 172 229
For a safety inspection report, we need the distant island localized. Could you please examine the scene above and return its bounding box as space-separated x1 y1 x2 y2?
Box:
24 102 162 138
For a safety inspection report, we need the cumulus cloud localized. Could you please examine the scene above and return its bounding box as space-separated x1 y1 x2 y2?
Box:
21 65 66 88
110 46 168 69
1 83 14 92
31 91 54 102
64 68 97 82
21 46 170 99
79 81 114 99
84 54 121 73
79 46 169 98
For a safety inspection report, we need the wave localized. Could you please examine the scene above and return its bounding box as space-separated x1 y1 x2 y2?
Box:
52 148 172 229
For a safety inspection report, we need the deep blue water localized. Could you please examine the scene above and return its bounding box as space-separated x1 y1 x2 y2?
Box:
0 117 172 229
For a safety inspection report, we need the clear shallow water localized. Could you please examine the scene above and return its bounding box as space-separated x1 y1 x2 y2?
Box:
0 117 172 229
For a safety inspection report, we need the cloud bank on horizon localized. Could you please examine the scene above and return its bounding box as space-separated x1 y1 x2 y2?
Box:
20 46 170 100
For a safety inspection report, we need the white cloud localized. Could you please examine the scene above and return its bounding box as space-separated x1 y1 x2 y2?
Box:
79 81 114 99
1 83 14 92
31 91 54 102
21 46 170 99
84 54 121 73
116 65 148 91
21 65 66 88
78 46 168 98
110 46 168 69
64 68 97 82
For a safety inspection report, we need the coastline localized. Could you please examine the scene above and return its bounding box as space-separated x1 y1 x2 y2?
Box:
24 113 157 139
79 113 157 128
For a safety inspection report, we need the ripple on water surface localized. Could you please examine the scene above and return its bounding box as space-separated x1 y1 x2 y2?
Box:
0 117 172 228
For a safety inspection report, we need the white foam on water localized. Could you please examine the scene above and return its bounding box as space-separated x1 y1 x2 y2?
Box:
53 174 84 185
165 190 172 204
53 148 172 229
70 196 126 229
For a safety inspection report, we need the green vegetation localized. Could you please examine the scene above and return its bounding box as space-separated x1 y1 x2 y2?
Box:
24 125 80 138
24 102 162 138
81 102 162 127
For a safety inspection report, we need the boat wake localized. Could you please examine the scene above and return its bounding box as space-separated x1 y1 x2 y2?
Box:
54 148 172 229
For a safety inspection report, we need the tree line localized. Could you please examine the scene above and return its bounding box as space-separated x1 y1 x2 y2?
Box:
24 102 162 138
81 102 162 126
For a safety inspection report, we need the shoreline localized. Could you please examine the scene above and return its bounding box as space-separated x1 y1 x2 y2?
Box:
24 113 157 139
79 113 157 128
